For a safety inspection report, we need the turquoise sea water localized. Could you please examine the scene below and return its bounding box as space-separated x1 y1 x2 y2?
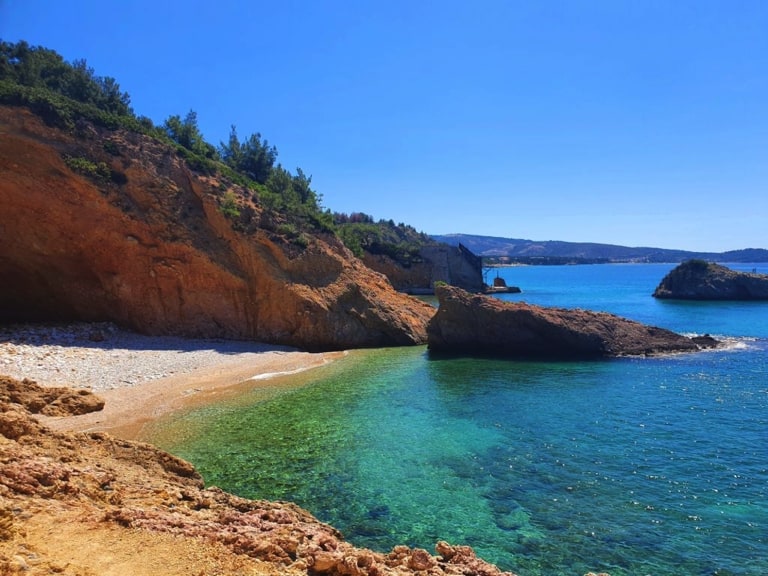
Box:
147 264 768 575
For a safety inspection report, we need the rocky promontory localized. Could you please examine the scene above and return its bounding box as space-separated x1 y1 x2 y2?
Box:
653 260 768 300
0 106 434 351
427 285 718 359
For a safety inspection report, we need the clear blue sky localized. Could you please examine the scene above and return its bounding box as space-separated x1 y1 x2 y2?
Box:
2 1 766 252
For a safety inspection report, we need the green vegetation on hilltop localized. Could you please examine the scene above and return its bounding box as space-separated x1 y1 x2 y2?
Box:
0 41 149 134
0 40 132 117
218 125 277 184
0 39 332 235
0 40 437 258
682 258 712 271
333 212 436 264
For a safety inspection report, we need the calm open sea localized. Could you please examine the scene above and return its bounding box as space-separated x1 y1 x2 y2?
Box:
146 263 768 576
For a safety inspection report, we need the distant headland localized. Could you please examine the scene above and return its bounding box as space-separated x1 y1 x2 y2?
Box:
432 233 768 264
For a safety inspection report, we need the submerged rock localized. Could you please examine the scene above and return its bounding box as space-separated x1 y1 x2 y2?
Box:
427 285 719 359
653 260 768 300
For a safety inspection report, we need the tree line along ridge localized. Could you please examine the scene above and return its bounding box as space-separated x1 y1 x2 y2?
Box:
0 39 433 260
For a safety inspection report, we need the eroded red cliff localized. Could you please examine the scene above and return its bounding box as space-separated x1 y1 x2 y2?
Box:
0 106 434 350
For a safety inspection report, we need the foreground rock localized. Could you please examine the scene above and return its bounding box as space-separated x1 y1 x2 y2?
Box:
0 106 434 351
653 260 768 300
0 374 104 417
427 285 718 359
0 375 517 576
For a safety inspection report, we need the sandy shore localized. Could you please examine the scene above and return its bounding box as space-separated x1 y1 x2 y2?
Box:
0 322 344 439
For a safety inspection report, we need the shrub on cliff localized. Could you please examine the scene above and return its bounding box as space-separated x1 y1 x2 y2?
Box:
684 258 712 271
0 80 146 133
63 155 112 182
334 213 435 263
0 40 344 244
219 191 241 219
0 40 132 117
218 125 277 184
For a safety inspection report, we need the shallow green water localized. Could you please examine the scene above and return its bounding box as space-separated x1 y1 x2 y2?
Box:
147 264 768 575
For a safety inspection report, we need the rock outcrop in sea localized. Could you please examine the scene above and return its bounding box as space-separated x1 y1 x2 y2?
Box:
427 285 718 359
0 106 434 351
653 260 768 300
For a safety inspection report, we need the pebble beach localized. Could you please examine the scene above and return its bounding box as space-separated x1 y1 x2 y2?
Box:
0 321 343 438
0 322 300 391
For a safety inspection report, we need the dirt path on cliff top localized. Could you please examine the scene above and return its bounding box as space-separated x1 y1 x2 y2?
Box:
8 509 302 576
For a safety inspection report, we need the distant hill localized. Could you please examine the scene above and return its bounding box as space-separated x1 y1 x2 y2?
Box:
431 234 768 264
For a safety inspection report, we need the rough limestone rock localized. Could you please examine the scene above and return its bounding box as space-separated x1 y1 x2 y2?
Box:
653 260 768 300
0 375 517 576
0 375 104 417
427 285 718 359
0 106 435 350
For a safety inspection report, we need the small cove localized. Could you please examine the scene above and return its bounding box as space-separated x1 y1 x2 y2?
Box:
145 264 768 575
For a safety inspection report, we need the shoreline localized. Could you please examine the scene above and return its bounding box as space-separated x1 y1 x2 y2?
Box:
1 322 345 440
45 349 345 440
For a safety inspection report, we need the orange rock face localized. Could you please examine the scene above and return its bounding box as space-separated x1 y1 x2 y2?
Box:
0 107 434 350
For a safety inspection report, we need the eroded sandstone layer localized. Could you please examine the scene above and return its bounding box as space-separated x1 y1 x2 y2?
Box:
427 285 718 359
0 106 434 350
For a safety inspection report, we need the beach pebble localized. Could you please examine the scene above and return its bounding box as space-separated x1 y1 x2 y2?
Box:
0 322 294 392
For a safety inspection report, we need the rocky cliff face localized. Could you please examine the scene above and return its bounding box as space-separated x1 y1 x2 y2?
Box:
0 106 435 350
653 260 768 300
362 244 484 295
427 285 718 359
